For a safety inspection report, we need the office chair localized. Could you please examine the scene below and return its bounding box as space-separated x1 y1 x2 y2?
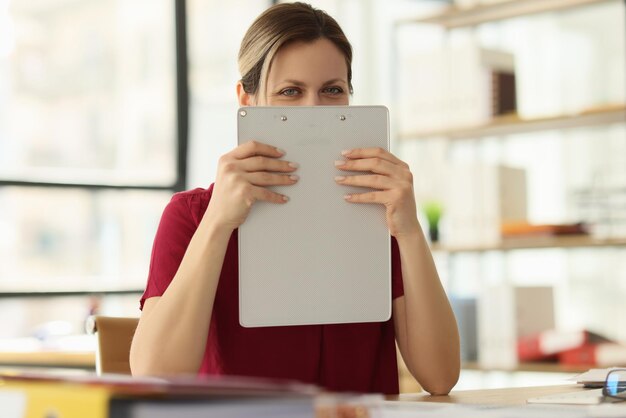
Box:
85 315 139 375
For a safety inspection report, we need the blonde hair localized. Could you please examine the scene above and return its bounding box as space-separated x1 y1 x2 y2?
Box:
238 2 353 103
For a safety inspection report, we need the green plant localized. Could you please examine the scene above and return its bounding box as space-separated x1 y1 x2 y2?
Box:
422 201 443 242
422 200 443 229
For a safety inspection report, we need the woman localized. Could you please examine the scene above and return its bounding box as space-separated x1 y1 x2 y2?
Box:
130 2 460 395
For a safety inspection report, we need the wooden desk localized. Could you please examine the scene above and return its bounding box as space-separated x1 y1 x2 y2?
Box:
0 351 95 369
392 384 586 406
0 353 593 407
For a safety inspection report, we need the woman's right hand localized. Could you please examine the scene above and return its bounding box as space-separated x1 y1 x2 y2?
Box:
205 140 299 231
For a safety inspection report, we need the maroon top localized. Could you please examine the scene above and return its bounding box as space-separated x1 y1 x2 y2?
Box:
140 184 405 394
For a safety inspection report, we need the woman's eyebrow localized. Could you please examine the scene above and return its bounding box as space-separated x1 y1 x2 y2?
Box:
321 78 347 86
278 79 307 87
276 78 348 87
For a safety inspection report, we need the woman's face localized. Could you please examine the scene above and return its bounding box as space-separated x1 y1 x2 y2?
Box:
241 37 350 106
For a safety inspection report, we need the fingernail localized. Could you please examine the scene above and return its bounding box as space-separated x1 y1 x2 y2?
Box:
344 194 352 200
289 162 299 168
282 195 289 202
341 149 352 156
335 176 345 181
276 147 285 155
289 175 299 181
334 160 345 167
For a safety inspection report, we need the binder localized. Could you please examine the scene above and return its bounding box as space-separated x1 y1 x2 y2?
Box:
559 343 626 367
0 371 318 418
517 329 609 362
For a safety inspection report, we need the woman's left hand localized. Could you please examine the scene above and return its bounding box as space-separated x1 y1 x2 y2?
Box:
334 147 420 238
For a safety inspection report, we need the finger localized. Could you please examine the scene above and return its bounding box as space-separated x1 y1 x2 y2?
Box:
342 147 408 168
334 174 396 190
250 185 290 204
231 140 285 160
335 157 397 176
239 156 298 173
246 172 299 187
343 190 387 204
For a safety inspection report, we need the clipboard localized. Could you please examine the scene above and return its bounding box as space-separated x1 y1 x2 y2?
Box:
237 106 391 327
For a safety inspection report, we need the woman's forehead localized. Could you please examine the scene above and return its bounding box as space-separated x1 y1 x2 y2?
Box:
267 38 348 86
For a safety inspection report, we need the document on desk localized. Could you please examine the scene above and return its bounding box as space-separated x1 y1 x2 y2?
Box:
0 390 26 418
373 400 613 418
526 388 622 405
571 367 624 387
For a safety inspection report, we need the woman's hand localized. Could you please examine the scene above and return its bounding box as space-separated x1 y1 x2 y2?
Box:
334 147 419 238
206 140 299 231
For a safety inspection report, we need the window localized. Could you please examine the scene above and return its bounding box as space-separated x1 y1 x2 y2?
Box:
0 0 183 291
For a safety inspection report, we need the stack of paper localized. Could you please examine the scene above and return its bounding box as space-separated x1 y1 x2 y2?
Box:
571 368 626 388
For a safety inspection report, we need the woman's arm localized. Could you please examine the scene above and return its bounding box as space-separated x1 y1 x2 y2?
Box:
335 147 460 395
129 216 233 376
391 232 460 395
130 141 298 376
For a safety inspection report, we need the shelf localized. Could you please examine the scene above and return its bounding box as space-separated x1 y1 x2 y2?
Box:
398 0 618 29
431 234 626 253
398 360 585 393
462 361 589 373
398 105 626 141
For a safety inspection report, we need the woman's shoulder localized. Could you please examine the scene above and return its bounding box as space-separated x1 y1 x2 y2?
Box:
164 184 215 225
171 184 215 201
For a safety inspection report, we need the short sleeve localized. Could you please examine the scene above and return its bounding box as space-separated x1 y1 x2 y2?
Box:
391 236 404 299
139 193 202 309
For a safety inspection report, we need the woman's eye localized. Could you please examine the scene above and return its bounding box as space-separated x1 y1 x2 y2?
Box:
323 86 344 95
280 88 300 97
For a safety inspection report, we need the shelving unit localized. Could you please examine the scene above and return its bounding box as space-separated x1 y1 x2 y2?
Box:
394 0 626 377
395 0 626 257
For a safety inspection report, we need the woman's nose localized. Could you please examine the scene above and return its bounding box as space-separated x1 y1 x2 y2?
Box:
301 94 322 106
